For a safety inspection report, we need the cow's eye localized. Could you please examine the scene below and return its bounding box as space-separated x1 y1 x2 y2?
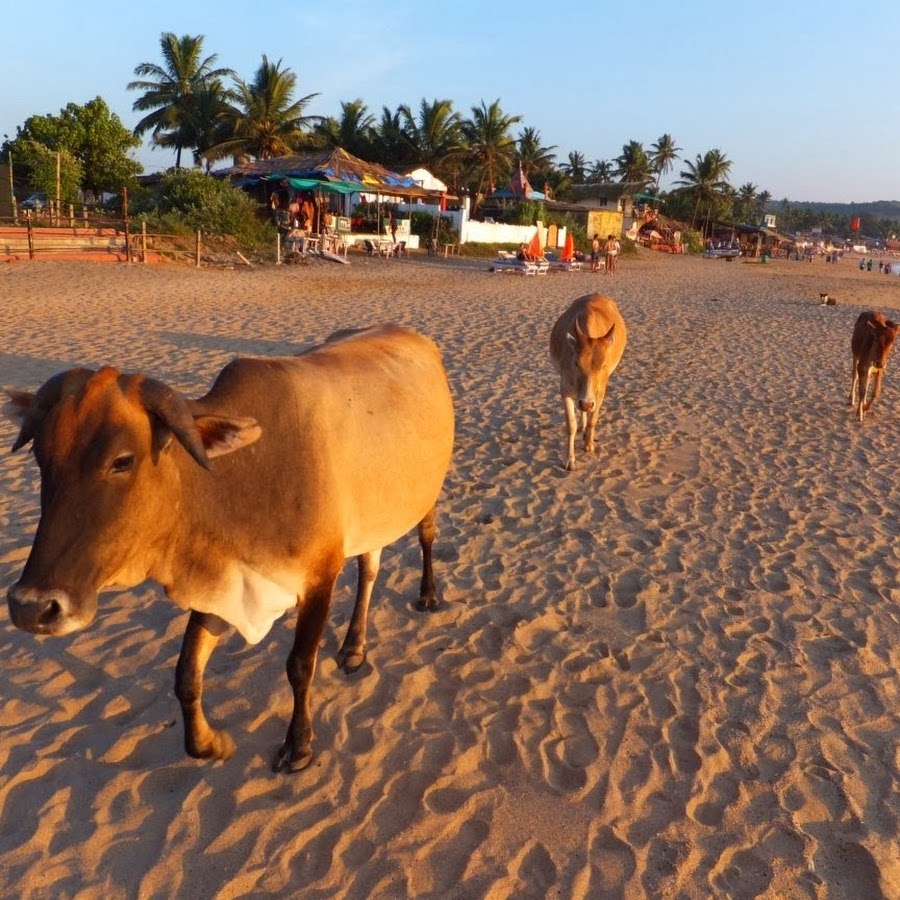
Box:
110 454 135 475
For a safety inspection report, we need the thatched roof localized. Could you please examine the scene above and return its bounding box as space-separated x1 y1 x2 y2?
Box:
224 148 440 198
570 181 651 203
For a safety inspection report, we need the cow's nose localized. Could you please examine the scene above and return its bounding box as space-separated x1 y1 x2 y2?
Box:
7 584 72 634
579 399 595 412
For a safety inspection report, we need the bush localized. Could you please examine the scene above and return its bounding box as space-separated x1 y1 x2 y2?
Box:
131 169 274 250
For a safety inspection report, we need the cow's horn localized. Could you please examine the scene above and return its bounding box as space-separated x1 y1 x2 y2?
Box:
11 368 94 452
137 377 211 470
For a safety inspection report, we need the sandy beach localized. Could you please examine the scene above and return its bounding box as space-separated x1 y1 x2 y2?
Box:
0 249 898 899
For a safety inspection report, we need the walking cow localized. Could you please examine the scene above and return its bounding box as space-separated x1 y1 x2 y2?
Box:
550 294 627 470
4 324 455 773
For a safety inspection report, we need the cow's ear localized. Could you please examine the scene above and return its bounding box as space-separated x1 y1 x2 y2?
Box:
192 415 262 460
4 390 36 429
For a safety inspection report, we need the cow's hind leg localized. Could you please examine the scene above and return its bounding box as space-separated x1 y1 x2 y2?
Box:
337 550 381 673
417 505 439 611
274 561 341 773
849 356 860 407
174 611 235 762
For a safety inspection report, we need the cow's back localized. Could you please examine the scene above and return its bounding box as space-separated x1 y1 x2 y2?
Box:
550 294 627 371
852 310 885 359
196 325 454 559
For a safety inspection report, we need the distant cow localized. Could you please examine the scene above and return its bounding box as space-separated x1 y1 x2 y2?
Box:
549 294 627 470
849 310 899 422
4 325 454 773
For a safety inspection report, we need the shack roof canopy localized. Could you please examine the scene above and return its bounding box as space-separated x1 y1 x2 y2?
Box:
225 147 443 199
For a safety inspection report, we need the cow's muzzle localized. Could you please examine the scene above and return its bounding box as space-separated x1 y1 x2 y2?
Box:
7 583 88 635
579 398 595 413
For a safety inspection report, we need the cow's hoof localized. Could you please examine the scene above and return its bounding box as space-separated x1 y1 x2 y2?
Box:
564 458 576 471
416 593 439 612
337 646 366 673
272 742 313 773
187 728 235 762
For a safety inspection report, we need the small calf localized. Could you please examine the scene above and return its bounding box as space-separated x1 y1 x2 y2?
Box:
849 310 899 422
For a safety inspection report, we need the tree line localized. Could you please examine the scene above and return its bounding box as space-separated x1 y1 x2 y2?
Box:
4 31 898 240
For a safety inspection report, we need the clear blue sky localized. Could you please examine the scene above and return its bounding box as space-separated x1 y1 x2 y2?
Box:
5 0 898 203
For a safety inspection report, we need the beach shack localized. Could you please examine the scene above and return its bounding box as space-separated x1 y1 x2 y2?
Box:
225 148 446 252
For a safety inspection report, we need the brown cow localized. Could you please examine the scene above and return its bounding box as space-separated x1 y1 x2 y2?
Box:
849 310 899 422
549 294 627 470
4 324 454 772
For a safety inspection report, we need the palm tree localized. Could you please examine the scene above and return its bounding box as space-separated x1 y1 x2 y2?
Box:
517 126 556 181
563 150 587 183
370 106 412 169
614 140 653 184
674 148 732 229
588 159 613 183
460 100 522 195
398 98 463 181
650 133 681 191
314 99 376 158
128 32 233 168
734 182 757 223
754 190 771 224
205 56 321 163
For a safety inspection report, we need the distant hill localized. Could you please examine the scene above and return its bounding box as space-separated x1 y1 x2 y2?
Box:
768 200 900 221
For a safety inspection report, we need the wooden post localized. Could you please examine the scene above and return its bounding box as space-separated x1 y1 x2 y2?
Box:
141 220 147 264
122 186 131 263
26 217 34 260
195 231 201 267
7 151 15 223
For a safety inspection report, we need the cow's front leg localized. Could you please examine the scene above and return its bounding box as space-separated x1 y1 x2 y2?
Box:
583 406 600 454
337 549 381 672
274 564 340 773
858 367 872 421
563 394 579 470
174 611 234 761
864 368 883 414
849 357 859 407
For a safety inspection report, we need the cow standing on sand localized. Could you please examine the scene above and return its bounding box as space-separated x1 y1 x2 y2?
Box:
3 324 454 773
849 310 899 422
549 294 627 470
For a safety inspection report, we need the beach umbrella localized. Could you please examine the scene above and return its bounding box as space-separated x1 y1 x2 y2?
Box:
562 233 575 262
527 230 543 259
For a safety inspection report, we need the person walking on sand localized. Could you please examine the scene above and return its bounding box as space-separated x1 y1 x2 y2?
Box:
591 234 602 273
605 234 620 275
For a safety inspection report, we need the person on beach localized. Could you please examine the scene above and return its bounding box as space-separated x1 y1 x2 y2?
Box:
605 234 620 274
591 234 601 272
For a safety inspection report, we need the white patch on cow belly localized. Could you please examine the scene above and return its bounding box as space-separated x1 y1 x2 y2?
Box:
198 564 300 645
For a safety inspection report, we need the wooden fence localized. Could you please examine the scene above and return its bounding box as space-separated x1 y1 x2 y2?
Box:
1 216 206 266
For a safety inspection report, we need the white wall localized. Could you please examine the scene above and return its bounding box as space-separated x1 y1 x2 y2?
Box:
393 196 567 248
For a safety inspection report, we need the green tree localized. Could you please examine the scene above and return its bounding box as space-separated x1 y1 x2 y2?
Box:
516 126 556 181
614 140 653 184
128 32 233 168
734 182 758 223
460 99 522 195
2 97 141 200
588 159 613 183
206 56 321 162
398 98 463 181
563 150 587 183
314 99 377 158
650 133 680 190
674 149 732 229
371 106 413 169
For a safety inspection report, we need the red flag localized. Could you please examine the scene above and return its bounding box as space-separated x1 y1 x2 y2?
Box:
851 217 861 231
